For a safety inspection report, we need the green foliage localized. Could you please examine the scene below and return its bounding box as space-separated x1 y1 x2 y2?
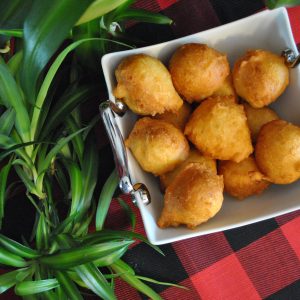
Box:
265 0 300 8
0 0 177 298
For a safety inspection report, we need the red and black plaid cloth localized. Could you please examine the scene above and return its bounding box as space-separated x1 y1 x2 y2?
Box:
108 1 300 299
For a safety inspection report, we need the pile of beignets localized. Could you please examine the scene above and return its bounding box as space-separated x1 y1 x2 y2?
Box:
113 43 298 230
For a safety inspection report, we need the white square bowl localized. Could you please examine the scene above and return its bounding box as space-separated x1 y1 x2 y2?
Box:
101 7 300 245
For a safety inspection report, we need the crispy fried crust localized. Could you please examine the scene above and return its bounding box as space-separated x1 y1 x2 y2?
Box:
219 156 270 200
255 120 300 184
125 118 190 176
211 74 237 101
114 54 183 116
233 50 289 108
243 103 279 143
160 149 217 190
184 96 253 162
169 43 230 103
158 163 224 229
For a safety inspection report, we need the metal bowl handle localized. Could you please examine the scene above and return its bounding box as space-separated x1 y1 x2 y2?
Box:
99 100 151 205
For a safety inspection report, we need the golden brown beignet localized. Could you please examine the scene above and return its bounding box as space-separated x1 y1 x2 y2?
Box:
158 163 224 229
219 156 270 200
154 101 192 131
126 118 189 176
211 74 237 101
114 54 183 116
160 149 217 190
243 103 279 143
233 50 289 108
255 120 300 184
184 96 253 162
169 43 230 103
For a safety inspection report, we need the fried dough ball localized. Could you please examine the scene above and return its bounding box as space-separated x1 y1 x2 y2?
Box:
160 149 217 190
114 54 183 116
243 103 279 142
154 102 192 131
255 120 300 184
233 50 289 108
158 163 224 229
219 156 270 200
184 96 253 162
126 118 189 176
211 74 237 101
169 43 230 103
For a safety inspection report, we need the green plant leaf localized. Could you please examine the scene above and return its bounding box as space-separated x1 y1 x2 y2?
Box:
0 233 38 259
20 0 93 100
0 268 30 294
39 85 97 141
0 247 28 267
111 259 162 300
76 0 128 25
0 63 31 143
55 271 83 300
36 213 49 250
39 240 133 269
8 51 23 77
117 197 136 230
75 263 116 300
15 279 59 296
82 230 164 256
0 108 15 136
115 9 172 24
93 246 129 267
135 275 188 290
0 28 23 37
265 0 300 8
96 169 119 230
0 162 11 228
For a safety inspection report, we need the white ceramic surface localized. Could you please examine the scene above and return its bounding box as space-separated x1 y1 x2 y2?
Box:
101 7 300 245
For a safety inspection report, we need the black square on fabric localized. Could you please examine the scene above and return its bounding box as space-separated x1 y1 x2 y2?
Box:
210 0 265 24
123 243 189 294
265 279 300 300
224 218 279 251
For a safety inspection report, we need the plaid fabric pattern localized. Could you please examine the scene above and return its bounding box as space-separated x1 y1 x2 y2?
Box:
111 1 300 299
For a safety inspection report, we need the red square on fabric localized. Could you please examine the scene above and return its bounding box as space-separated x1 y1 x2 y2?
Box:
191 253 260 300
157 0 178 10
173 232 233 275
288 6 300 44
114 278 142 300
161 278 200 300
237 229 300 299
276 210 300 226
281 216 300 261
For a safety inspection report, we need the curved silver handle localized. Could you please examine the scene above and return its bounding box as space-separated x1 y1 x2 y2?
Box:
282 48 300 68
99 100 151 205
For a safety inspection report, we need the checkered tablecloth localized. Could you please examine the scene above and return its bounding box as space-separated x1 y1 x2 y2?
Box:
107 1 300 299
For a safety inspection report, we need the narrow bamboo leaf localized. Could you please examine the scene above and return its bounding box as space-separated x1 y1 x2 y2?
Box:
0 108 15 135
20 0 93 100
0 247 28 267
96 169 119 230
39 85 97 141
73 204 95 237
66 271 87 288
135 276 188 290
117 198 136 230
55 271 83 300
39 240 132 269
93 246 129 267
0 63 30 143
0 233 38 258
111 259 162 300
8 51 23 77
115 9 173 24
80 133 98 212
36 213 49 250
76 0 128 25
75 263 116 300
65 115 84 164
82 230 164 256
0 268 30 294
38 128 86 176
15 279 59 296
0 162 11 228
0 29 23 37
265 0 300 8
0 133 15 148
53 160 69 198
